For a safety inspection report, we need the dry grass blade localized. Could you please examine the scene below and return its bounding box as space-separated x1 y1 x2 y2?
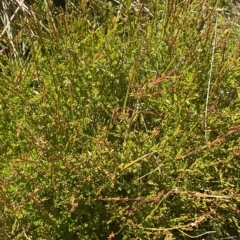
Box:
204 12 218 144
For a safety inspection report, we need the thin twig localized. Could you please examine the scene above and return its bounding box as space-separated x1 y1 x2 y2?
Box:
205 12 218 144
179 191 231 199
23 227 32 240
220 236 238 240
178 229 216 239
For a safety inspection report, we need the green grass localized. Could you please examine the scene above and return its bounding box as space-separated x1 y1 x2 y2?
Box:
0 0 240 239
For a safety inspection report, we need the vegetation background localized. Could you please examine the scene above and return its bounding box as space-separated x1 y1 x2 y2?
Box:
0 0 240 239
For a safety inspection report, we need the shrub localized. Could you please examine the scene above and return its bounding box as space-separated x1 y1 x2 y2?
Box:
0 0 240 239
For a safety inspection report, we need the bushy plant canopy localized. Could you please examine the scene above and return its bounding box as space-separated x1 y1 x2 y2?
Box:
0 0 240 239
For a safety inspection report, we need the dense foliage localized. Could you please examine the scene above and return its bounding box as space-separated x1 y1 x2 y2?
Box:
0 0 240 239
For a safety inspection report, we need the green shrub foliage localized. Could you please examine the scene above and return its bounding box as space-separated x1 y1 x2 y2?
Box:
0 0 240 239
